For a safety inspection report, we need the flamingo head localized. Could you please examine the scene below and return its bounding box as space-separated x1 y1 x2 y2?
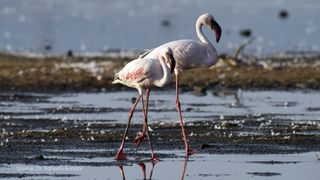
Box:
162 47 176 73
202 13 222 43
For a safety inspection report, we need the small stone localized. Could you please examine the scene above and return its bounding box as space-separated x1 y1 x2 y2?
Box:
279 9 289 19
33 155 45 161
239 29 252 37
161 19 170 27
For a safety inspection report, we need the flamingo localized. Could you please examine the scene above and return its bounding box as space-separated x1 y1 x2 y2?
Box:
112 47 176 161
138 13 222 157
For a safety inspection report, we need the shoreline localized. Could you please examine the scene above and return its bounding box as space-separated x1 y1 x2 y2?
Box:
0 51 320 92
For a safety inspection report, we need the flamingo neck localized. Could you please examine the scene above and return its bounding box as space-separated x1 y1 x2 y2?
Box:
156 56 171 87
196 20 208 44
196 19 215 56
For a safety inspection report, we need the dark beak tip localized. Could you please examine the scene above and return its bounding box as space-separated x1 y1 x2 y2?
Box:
211 20 222 43
216 35 221 43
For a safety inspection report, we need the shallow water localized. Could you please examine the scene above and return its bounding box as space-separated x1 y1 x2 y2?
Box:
1 151 319 180
0 0 319 54
1 90 320 123
1 90 320 179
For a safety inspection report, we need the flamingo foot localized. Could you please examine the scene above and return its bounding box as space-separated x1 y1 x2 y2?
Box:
151 154 160 163
186 147 197 157
115 148 127 160
134 131 146 148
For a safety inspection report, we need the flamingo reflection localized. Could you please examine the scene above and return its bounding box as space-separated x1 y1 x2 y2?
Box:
118 162 156 180
118 158 189 180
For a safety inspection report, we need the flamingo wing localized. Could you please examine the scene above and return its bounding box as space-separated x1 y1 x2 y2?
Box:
113 58 159 88
144 40 207 70
139 49 154 59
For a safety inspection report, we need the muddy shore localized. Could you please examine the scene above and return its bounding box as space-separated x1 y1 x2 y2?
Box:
0 51 320 91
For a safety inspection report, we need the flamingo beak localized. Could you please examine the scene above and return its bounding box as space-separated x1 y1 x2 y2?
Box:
168 53 176 73
210 19 222 43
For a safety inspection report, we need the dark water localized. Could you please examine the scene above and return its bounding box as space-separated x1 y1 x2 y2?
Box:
0 0 319 54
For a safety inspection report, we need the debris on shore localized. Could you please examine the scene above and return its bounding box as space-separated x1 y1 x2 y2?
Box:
0 50 319 91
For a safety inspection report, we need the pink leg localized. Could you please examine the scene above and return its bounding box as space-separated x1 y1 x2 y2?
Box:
137 162 146 180
181 157 189 180
115 95 141 160
135 89 159 162
145 89 159 162
134 92 147 148
175 74 196 157
118 166 125 180
149 161 157 179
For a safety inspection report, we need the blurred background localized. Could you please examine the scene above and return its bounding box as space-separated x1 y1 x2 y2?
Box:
0 0 319 55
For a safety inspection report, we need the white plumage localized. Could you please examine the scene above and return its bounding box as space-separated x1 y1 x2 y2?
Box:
139 13 222 157
142 13 221 72
113 47 175 161
113 52 173 92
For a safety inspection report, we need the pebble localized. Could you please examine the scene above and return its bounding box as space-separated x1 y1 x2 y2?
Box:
148 126 154 132
278 9 289 19
161 19 170 27
239 29 252 37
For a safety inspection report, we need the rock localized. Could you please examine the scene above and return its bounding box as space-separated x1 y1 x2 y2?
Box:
239 29 252 37
161 19 170 27
33 155 45 161
67 50 73 57
279 10 289 19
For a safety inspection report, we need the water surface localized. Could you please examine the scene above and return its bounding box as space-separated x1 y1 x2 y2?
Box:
1 90 319 123
0 0 319 54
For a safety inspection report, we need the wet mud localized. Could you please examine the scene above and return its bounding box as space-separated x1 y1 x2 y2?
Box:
1 93 320 167
0 90 320 179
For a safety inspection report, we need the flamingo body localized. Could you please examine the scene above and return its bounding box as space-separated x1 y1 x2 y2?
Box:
144 39 217 71
113 58 171 91
138 13 222 157
113 47 175 161
142 13 221 73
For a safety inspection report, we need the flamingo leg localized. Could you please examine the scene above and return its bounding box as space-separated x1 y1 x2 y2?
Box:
175 74 196 157
134 90 149 148
118 166 125 180
115 95 141 160
139 89 159 162
137 162 146 180
181 157 189 180
149 160 157 179
134 92 147 148
145 89 159 162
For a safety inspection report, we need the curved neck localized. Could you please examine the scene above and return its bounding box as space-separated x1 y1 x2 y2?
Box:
156 56 171 87
196 18 216 56
196 19 209 44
